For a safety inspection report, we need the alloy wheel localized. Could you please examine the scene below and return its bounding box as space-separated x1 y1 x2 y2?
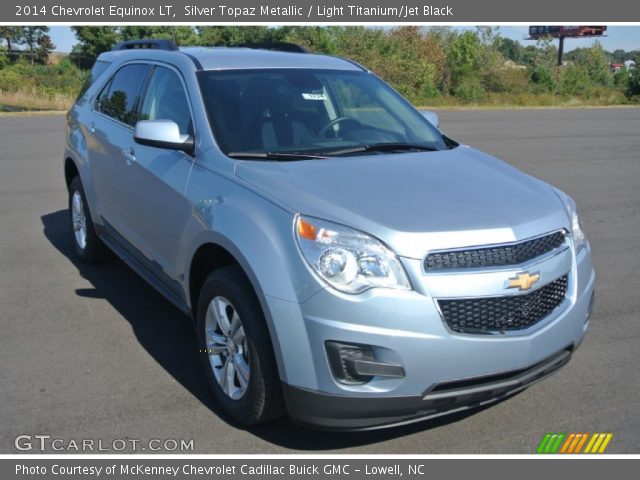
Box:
204 296 251 400
71 190 87 250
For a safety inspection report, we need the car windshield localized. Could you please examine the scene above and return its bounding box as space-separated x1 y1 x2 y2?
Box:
197 68 450 158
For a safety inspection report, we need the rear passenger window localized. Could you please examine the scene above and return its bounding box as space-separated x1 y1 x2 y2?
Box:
140 67 193 136
96 64 149 126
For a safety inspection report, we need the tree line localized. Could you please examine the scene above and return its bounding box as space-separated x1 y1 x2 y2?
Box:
0 27 55 64
2 26 639 109
69 26 640 103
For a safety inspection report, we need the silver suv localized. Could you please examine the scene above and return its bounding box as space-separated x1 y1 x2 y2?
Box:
64 39 595 430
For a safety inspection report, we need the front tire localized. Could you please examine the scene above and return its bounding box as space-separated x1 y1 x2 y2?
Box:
68 176 108 264
196 266 284 425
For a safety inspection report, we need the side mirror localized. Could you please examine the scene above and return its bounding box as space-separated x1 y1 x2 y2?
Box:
421 111 439 129
134 120 194 154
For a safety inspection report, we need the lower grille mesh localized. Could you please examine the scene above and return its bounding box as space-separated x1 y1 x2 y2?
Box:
438 275 568 333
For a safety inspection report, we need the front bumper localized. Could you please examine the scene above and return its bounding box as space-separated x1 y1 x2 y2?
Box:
283 348 572 430
269 244 595 429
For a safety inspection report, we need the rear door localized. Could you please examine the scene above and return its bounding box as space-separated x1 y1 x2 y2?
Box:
90 63 151 239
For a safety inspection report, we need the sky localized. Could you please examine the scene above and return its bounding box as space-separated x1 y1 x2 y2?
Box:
48 25 640 53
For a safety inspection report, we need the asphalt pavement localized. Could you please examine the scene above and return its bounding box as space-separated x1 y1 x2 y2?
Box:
1 108 639 453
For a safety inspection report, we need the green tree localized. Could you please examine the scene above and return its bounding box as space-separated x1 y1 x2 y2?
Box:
534 37 557 68
564 47 591 64
386 27 438 100
530 66 556 93
420 27 451 93
0 44 8 68
196 26 274 46
279 26 340 54
35 34 55 64
450 30 482 68
499 37 523 63
520 45 540 66
23 27 49 64
119 26 198 45
559 65 591 95
611 49 627 63
71 27 118 62
626 68 640 101
582 42 613 87
613 68 630 89
448 30 486 101
0 27 24 55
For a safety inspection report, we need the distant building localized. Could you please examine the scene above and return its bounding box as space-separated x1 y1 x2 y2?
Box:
502 60 527 70
612 61 637 72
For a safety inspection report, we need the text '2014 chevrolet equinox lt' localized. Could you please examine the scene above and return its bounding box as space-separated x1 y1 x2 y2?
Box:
64 39 595 430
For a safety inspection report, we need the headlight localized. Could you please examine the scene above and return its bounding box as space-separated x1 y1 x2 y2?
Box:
295 215 411 294
569 208 586 251
554 188 587 251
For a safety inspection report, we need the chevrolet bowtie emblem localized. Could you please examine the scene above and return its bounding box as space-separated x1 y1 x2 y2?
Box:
507 271 541 291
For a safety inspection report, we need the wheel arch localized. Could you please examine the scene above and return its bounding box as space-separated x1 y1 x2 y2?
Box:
186 237 288 381
64 157 80 191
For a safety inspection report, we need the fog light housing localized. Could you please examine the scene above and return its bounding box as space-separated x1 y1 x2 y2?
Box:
325 341 405 385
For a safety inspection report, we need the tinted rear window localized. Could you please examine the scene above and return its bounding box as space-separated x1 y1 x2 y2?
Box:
96 64 149 126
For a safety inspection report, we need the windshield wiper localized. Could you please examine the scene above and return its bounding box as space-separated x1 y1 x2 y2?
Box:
324 143 439 156
227 151 329 160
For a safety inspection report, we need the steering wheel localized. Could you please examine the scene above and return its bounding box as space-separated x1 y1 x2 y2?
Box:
317 116 363 138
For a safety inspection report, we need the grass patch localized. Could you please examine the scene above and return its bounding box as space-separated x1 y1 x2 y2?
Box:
0 90 74 111
416 91 633 109
0 56 85 112
0 110 66 117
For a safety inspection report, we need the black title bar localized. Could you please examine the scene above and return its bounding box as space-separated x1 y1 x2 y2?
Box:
3 0 639 23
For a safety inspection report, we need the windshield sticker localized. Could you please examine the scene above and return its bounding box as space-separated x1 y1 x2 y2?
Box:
302 93 328 101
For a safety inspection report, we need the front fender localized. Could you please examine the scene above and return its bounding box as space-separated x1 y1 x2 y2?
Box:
181 168 325 384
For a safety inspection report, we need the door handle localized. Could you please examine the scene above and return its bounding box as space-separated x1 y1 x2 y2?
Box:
81 121 95 135
122 148 136 165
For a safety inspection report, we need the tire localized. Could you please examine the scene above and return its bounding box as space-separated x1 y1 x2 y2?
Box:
196 266 284 425
68 176 108 264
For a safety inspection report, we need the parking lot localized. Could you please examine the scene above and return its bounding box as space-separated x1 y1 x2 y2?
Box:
1 108 638 453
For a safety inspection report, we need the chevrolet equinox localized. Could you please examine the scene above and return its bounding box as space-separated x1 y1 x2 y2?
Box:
64 39 596 429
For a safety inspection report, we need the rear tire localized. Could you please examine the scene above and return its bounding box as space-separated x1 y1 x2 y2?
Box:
68 176 108 264
196 266 284 425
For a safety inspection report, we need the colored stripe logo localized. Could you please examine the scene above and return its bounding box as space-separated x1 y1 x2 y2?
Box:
537 433 613 454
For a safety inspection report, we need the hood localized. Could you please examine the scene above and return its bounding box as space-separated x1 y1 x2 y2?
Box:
235 147 569 259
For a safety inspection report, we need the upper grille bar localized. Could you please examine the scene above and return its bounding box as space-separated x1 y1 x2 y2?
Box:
425 230 566 271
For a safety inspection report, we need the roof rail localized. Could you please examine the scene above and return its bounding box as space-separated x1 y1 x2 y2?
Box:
235 42 309 53
113 39 178 51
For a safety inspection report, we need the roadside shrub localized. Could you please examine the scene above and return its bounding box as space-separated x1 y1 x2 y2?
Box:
613 69 631 89
559 65 591 96
0 57 85 110
0 48 8 68
530 66 556 93
453 76 485 102
626 68 640 101
0 67 23 91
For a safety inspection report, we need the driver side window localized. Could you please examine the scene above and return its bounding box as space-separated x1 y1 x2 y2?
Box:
140 66 193 136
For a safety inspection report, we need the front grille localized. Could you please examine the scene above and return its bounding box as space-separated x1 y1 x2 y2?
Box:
425 231 566 271
438 275 568 333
